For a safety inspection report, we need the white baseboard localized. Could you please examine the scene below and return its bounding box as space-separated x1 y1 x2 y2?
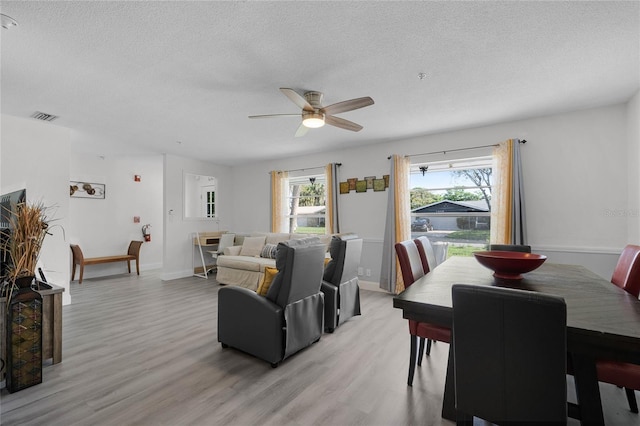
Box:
532 245 621 255
140 262 163 272
160 269 195 281
359 279 387 293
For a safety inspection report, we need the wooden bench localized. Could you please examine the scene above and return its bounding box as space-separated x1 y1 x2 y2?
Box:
70 241 143 284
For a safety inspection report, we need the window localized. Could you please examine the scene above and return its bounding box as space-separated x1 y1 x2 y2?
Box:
203 187 215 218
410 156 492 257
286 174 326 234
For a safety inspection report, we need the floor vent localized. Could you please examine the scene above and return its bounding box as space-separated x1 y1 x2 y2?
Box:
30 111 59 122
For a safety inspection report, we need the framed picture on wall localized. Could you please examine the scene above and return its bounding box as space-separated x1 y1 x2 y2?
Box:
339 182 350 194
355 180 367 193
347 178 357 191
70 181 105 199
374 178 386 192
364 176 375 189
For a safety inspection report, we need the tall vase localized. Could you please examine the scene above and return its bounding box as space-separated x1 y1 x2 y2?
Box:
6 275 43 393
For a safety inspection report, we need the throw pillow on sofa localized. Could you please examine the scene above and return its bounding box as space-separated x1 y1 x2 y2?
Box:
260 243 278 259
239 236 266 257
256 267 278 296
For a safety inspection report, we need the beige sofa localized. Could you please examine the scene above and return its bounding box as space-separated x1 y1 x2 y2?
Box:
216 232 333 291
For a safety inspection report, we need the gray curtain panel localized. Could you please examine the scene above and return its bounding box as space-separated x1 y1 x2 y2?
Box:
511 139 527 245
379 158 398 293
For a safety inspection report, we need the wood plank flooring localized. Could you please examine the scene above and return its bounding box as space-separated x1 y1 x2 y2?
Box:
0 272 638 425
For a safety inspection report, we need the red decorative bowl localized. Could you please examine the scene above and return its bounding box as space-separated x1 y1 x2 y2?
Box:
473 251 547 280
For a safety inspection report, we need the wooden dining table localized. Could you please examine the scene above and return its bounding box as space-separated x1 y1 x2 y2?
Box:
393 256 640 425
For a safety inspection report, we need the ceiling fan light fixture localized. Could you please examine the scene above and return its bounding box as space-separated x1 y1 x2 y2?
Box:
1 14 18 29
302 112 325 128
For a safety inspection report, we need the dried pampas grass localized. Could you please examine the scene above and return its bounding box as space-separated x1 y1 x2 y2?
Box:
1 200 58 303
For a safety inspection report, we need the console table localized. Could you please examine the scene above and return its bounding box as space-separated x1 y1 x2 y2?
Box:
192 232 223 279
0 281 64 384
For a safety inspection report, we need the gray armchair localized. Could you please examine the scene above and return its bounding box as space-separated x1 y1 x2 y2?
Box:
218 237 326 367
321 235 362 332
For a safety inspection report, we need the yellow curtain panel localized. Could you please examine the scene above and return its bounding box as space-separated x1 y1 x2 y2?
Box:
491 139 514 244
393 154 411 294
270 170 288 233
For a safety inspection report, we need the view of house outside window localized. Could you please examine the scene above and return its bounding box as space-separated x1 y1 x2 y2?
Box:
410 156 492 258
287 175 326 234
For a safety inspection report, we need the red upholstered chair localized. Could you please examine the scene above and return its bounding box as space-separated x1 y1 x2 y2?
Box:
413 236 441 357
596 362 639 413
396 240 424 286
414 236 437 275
594 245 640 413
395 240 451 386
611 244 640 297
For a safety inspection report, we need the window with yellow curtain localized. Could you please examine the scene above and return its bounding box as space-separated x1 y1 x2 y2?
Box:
490 139 527 245
271 164 339 234
285 173 326 234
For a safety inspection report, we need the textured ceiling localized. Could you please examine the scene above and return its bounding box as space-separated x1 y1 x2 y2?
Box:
1 1 639 165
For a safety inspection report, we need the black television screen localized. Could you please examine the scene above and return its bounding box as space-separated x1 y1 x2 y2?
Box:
1 188 26 229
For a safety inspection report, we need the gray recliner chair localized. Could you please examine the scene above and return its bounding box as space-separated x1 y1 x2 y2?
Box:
321 235 363 332
218 237 326 367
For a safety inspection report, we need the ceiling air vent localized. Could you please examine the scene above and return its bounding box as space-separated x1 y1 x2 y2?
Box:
30 111 59 122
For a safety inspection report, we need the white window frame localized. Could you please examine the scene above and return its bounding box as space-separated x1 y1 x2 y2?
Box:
286 173 326 234
201 185 215 218
410 156 493 231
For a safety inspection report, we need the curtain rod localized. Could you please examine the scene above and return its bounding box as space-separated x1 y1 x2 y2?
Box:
270 163 342 174
388 140 526 159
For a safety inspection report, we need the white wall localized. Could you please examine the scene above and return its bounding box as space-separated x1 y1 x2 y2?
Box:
627 90 640 243
231 103 633 281
162 154 233 280
3 100 636 293
68 153 164 279
1 115 71 304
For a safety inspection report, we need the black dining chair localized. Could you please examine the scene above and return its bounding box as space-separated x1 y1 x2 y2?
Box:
452 284 568 425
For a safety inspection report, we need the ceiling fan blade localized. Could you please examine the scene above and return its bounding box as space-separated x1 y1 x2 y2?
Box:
325 115 363 132
295 123 309 137
248 114 300 119
280 88 314 111
322 97 374 115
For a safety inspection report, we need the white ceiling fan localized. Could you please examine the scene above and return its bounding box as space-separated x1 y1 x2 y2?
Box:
249 88 374 137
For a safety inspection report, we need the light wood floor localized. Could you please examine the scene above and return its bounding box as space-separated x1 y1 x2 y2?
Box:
0 272 638 426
